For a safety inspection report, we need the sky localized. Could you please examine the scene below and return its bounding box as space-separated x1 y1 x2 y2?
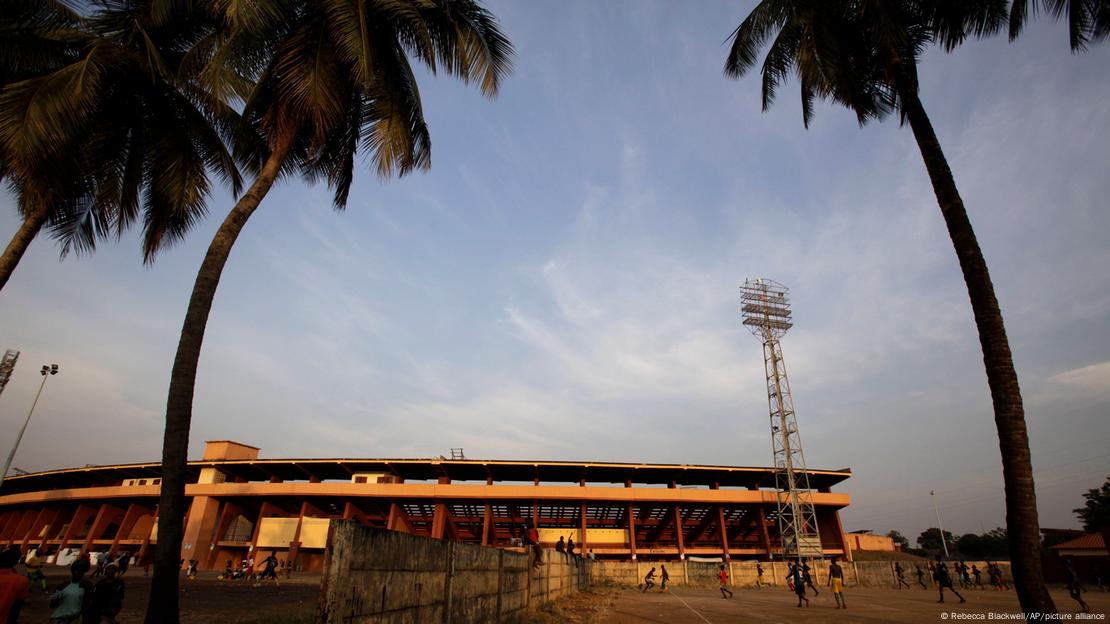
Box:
0 1 1107 545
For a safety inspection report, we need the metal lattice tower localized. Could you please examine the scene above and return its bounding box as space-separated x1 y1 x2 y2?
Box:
0 350 18 398
740 279 822 562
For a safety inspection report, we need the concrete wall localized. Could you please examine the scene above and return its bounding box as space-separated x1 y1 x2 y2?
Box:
318 521 591 623
591 559 1013 590
848 533 897 552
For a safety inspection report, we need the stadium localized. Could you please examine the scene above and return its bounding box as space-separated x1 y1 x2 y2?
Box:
0 440 852 572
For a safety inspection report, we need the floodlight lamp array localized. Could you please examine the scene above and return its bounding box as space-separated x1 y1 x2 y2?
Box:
740 278 793 338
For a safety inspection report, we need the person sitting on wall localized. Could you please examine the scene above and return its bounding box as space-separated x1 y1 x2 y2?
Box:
555 536 566 559
528 525 542 570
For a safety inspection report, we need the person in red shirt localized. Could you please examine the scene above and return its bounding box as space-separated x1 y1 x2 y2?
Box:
717 564 734 598
0 546 29 623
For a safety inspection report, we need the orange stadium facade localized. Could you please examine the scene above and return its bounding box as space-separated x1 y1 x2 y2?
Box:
0 441 853 572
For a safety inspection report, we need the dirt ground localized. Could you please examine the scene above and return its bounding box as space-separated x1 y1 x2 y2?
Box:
18 571 1109 623
19 570 319 623
605 585 1110 623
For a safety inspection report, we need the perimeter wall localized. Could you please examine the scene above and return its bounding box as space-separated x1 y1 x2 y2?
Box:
592 559 1012 589
317 521 591 623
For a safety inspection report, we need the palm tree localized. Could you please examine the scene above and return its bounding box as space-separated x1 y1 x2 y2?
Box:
0 0 242 291
1009 0 1110 51
724 0 1055 614
146 1 512 620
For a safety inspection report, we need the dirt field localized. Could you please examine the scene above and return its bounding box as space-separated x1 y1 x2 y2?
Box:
17 570 1109 623
19 570 319 623
606 586 1110 623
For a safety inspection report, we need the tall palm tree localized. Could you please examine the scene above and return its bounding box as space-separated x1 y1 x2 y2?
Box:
1009 0 1110 50
724 0 1056 614
0 0 243 291
146 1 512 620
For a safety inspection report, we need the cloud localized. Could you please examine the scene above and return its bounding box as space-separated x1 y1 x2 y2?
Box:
1046 362 1110 401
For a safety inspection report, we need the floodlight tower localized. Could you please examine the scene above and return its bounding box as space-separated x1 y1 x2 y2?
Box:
0 350 18 398
740 278 822 563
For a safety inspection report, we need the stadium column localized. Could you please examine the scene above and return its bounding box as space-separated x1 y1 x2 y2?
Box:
674 506 686 559
481 504 493 546
109 503 153 556
204 502 244 568
136 507 158 564
22 508 56 552
56 505 96 554
432 475 454 540
342 501 371 526
717 507 731 560
288 501 318 570
0 512 20 543
248 501 284 559
180 495 221 566
627 503 637 560
80 503 123 555
39 509 67 549
579 502 588 554
757 507 772 557
833 509 852 562
8 509 37 548
387 503 414 534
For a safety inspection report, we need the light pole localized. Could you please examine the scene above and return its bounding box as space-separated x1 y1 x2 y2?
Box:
931 489 950 557
0 364 58 488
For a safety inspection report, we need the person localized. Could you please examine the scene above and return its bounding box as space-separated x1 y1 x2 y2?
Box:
915 564 928 589
0 547 29 623
659 564 669 592
957 561 970 589
717 564 733 599
92 562 125 624
566 536 576 559
993 563 1010 591
555 536 565 557
25 548 47 593
527 525 542 569
933 555 966 604
802 561 819 596
186 559 199 580
116 552 130 577
756 562 766 588
1064 559 1091 613
828 557 846 609
92 551 106 578
789 561 808 607
256 551 280 587
642 567 655 592
895 562 911 589
986 561 1008 591
971 564 983 589
50 559 93 624
587 549 596 562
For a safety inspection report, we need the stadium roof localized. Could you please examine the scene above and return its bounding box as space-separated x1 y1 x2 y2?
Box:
0 457 851 496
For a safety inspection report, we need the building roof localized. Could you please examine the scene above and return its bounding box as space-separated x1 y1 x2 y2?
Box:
0 457 851 496
1050 532 1105 551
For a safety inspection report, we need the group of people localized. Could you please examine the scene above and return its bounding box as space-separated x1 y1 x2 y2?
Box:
640 565 671 592
214 551 284 586
894 558 1010 596
520 524 597 570
634 554 1053 612
0 546 125 624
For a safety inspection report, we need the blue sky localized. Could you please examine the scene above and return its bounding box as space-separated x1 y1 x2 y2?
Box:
0 1 1107 543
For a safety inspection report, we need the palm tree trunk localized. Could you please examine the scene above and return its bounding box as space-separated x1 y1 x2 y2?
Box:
145 133 294 624
895 82 1056 615
0 203 49 293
